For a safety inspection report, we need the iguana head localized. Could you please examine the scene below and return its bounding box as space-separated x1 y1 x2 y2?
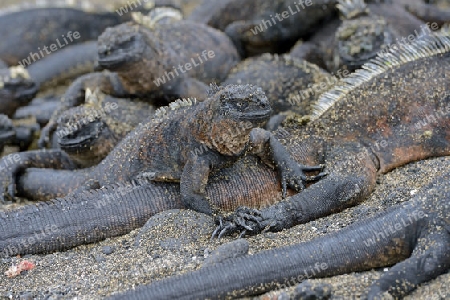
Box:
56 89 118 167
333 1 393 72
335 16 393 71
97 10 183 93
97 8 181 70
212 83 272 126
97 23 147 70
0 66 38 116
196 84 271 156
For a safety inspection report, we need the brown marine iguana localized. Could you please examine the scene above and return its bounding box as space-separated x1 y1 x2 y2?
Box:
37 8 240 148
0 84 325 210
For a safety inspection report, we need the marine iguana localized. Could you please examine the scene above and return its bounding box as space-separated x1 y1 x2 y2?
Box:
212 33 450 238
0 84 325 209
187 0 337 56
222 53 332 117
108 170 450 299
292 0 430 73
38 8 240 147
55 89 155 167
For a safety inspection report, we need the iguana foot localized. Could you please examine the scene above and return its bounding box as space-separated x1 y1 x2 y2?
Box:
212 207 264 239
277 161 327 198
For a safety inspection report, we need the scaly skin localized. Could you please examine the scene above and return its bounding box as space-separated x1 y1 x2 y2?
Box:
38 8 240 147
222 53 332 116
188 0 337 56
55 89 155 167
1 84 324 211
109 172 450 299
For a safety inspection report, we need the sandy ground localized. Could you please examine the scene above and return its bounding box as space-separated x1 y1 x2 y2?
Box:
1 157 449 299
0 0 449 299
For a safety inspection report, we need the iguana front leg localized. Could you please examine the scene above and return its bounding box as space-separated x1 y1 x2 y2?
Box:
214 142 377 238
248 128 326 198
180 153 215 215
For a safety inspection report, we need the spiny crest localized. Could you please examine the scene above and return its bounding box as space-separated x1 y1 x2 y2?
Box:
9 65 30 80
207 82 221 97
85 88 102 107
312 34 450 120
154 98 198 118
131 6 182 30
336 0 369 20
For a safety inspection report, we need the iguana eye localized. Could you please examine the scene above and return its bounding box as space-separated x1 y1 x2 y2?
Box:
236 101 248 109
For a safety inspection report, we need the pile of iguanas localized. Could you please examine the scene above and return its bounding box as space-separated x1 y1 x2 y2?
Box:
0 0 450 299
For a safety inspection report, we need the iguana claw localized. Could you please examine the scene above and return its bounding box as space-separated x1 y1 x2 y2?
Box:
212 207 264 239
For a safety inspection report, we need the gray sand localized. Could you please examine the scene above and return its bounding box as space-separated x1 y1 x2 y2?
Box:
1 157 449 299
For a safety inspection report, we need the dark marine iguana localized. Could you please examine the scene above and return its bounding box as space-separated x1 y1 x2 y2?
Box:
0 84 325 209
222 53 332 117
187 0 337 56
108 170 450 300
38 8 240 148
292 0 431 73
55 89 155 167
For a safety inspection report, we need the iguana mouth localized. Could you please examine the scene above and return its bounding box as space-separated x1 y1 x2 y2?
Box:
58 121 104 149
97 36 145 71
97 55 128 70
238 109 271 121
1 80 38 101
